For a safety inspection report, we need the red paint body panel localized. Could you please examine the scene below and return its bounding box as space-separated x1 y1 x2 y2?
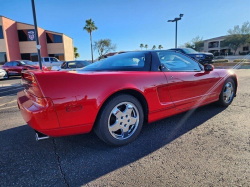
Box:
17 69 237 137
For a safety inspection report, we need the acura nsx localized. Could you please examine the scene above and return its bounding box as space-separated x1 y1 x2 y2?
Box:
17 50 237 146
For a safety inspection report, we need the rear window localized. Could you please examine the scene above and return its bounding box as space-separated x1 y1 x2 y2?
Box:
83 52 151 71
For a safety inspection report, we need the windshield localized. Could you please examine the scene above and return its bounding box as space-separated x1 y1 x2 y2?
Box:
182 48 198 54
83 52 150 71
19 61 27 65
50 57 59 62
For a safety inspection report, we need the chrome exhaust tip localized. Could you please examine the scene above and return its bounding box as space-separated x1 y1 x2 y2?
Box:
35 131 49 141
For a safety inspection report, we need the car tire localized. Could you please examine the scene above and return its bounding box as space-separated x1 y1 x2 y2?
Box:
217 78 235 107
6 72 9 79
94 94 144 146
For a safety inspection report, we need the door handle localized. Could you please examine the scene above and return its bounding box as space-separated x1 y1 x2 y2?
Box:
170 76 174 79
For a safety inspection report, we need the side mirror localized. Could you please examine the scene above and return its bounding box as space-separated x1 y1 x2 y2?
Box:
204 64 214 72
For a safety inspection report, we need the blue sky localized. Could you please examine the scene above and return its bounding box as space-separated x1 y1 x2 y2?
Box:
1 0 250 60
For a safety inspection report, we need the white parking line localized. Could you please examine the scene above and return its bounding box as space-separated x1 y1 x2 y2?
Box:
0 106 17 110
0 94 17 99
0 100 17 107
0 83 21 87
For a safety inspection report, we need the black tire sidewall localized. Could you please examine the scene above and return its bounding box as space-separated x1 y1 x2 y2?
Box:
95 94 144 146
218 78 235 106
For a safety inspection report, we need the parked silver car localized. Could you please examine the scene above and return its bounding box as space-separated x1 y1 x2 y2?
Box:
51 60 91 71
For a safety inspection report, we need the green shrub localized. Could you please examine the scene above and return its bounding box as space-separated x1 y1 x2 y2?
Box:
233 59 248 62
214 59 229 63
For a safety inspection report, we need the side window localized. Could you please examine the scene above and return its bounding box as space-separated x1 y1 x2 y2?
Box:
111 55 145 67
5 62 13 66
157 51 201 72
44 58 50 62
12 61 19 66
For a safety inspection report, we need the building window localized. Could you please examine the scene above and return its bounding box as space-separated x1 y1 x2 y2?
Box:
243 46 249 51
0 26 4 39
46 33 63 43
208 41 219 48
21 53 38 61
0 52 7 64
18 29 36 41
49 54 64 61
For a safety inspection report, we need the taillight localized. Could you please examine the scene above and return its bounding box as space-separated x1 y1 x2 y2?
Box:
21 72 44 98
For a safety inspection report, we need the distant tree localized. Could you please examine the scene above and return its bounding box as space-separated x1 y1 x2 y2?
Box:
83 19 98 63
93 39 117 59
145 44 148 50
180 36 204 51
152 45 156 50
221 21 250 55
158 45 163 50
140 44 144 50
74 47 80 59
191 36 204 51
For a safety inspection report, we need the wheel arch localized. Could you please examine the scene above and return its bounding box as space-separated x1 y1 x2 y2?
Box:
94 89 149 128
228 75 238 96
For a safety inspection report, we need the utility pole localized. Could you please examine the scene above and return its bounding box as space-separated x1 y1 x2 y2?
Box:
168 14 184 48
31 0 42 70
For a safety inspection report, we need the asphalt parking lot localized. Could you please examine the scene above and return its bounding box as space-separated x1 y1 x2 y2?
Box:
0 69 250 186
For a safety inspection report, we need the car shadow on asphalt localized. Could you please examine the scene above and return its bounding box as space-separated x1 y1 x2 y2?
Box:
0 103 226 186
0 84 23 97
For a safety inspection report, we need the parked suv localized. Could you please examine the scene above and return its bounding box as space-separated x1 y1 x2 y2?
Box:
1 60 47 78
170 48 214 64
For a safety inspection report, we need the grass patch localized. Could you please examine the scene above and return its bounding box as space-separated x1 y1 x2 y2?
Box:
233 59 248 62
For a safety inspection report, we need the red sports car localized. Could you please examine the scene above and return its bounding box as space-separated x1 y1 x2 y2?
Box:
1 60 48 78
17 51 237 146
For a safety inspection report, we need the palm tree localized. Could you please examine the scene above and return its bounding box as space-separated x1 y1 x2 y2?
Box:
145 44 148 50
83 19 98 63
152 45 156 50
158 45 163 50
140 44 144 50
74 47 80 59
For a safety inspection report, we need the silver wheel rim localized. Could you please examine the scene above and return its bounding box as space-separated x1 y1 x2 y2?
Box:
223 82 234 103
108 102 139 140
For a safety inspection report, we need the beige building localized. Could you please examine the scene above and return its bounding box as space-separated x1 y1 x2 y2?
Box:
202 36 250 55
0 15 74 64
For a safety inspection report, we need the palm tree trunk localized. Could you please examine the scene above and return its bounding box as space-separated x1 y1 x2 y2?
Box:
90 32 93 63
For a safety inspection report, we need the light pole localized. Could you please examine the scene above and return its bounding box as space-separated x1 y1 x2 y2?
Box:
168 14 184 48
31 0 42 70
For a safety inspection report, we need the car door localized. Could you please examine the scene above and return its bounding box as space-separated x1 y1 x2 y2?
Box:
12 61 23 75
156 51 220 110
3 62 13 75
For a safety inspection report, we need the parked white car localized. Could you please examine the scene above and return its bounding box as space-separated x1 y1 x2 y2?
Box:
0 69 8 79
33 57 63 68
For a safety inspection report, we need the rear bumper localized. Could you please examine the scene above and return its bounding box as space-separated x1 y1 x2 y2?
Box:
17 90 93 137
17 90 60 134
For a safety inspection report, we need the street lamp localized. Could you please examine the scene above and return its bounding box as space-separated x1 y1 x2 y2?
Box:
31 0 42 70
168 14 184 48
